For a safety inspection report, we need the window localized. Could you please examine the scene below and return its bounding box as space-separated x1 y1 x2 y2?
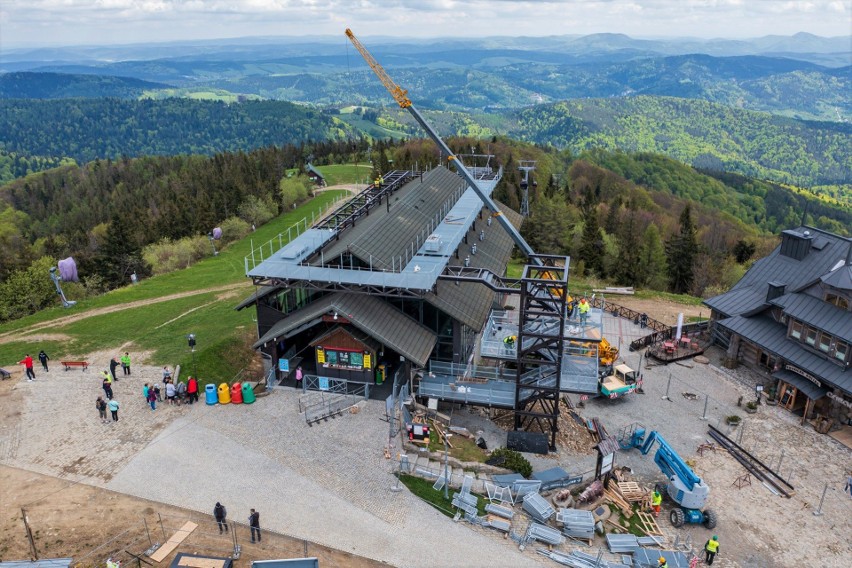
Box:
835 341 849 363
804 328 817 346
790 321 803 340
825 293 849 310
818 333 832 353
759 352 776 371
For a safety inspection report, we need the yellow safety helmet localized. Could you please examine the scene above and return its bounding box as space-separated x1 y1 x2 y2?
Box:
659 557 666 563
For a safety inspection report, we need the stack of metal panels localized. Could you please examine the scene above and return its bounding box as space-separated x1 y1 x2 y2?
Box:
483 517 511 533
484 503 514 519
522 492 555 523
556 508 595 539
525 523 564 546
606 533 640 553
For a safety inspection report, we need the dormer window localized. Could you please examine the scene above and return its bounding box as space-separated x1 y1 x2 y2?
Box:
836 341 849 362
818 333 832 353
790 321 803 340
804 327 817 346
825 293 849 310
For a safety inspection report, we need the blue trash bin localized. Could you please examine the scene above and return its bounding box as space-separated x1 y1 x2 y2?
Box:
205 383 217 405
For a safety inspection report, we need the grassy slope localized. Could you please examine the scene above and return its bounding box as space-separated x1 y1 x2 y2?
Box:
0 191 349 384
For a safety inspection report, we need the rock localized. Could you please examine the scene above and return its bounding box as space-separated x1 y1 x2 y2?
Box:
694 355 710 364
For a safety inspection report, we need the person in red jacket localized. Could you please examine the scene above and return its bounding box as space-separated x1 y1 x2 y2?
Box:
19 354 35 381
187 376 199 405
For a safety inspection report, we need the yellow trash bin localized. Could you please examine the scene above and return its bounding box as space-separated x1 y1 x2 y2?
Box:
217 382 231 404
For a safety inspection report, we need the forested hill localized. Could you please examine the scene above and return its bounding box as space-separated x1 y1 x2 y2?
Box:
0 98 351 164
505 96 852 188
0 72 172 99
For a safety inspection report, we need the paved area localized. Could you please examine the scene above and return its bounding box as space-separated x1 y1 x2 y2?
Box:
0 354 538 567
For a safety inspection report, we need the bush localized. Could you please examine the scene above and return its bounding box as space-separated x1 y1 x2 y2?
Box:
488 447 533 478
217 216 251 245
726 414 741 425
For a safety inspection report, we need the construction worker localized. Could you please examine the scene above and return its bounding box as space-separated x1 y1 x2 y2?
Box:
503 335 516 355
704 535 720 565
657 556 667 568
578 297 590 323
651 489 662 517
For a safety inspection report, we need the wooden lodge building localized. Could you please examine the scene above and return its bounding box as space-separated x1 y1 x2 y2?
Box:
704 227 852 428
236 166 520 387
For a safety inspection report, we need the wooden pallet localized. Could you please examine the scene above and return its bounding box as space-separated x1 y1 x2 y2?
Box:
604 488 632 518
635 511 664 537
617 481 648 502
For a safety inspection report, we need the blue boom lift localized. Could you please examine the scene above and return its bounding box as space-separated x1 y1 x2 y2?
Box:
621 424 717 528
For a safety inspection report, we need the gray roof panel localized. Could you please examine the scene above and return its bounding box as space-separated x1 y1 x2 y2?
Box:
771 293 852 343
772 369 828 400
252 293 436 366
704 227 852 317
717 315 852 394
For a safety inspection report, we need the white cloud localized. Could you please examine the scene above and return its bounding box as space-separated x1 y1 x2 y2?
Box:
0 0 848 48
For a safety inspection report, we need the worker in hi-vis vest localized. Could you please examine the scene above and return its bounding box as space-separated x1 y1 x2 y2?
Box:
651 489 662 517
704 535 720 565
578 297 590 323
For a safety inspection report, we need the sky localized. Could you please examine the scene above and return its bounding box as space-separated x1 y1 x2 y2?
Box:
1 0 850 50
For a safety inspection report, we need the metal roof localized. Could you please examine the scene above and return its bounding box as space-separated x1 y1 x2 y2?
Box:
821 262 852 291
322 167 467 270
424 201 522 329
252 293 436 366
704 226 852 318
0 560 73 568
770 293 852 343
717 315 852 394
772 369 828 400
331 294 437 366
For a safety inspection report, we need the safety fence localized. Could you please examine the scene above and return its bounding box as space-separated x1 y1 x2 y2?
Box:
56 508 376 568
298 375 369 424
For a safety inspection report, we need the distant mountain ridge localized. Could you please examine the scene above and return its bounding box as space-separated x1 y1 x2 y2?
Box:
0 72 171 99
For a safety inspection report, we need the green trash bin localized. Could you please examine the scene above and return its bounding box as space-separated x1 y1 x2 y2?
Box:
242 381 256 404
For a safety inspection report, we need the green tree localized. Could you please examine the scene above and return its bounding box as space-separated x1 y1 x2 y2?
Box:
0 256 57 322
578 209 604 276
666 205 699 294
613 207 641 286
638 224 668 290
95 215 150 288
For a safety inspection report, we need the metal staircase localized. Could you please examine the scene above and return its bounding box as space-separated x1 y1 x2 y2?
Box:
513 255 568 450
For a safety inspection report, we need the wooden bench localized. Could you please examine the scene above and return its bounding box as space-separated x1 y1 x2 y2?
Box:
61 361 89 371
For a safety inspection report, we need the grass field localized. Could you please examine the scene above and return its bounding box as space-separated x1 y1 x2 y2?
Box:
0 191 349 384
315 163 374 186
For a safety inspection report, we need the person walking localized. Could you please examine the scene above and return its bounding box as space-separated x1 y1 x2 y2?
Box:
295 366 303 386
651 489 662 517
845 471 852 499
102 373 114 400
19 354 36 381
147 385 157 410
96 396 108 424
109 357 120 382
249 508 261 543
143 383 150 401
165 380 176 405
704 535 720 565
213 502 228 533
38 350 50 372
187 376 199 404
121 352 131 376
108 398 120 421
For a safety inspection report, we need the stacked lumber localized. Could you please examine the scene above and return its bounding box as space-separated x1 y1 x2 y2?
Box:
603 486 632 518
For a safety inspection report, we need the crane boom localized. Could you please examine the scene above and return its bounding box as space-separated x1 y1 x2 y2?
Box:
345 28 536 260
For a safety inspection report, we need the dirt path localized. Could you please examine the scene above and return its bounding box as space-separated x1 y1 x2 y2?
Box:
0 281 252 346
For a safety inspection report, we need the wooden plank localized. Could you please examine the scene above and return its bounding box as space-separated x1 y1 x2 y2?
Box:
174 557 229 568
148 521 198 562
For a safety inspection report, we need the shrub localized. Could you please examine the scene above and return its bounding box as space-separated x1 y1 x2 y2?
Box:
217 216 251 245
726 415 741 425
488 447 533 478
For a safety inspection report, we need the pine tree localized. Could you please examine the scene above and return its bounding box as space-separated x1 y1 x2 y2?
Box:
666 205 698 294
614 206 641 286
95 215 150 289
638 223 668 290
578 208 604 276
